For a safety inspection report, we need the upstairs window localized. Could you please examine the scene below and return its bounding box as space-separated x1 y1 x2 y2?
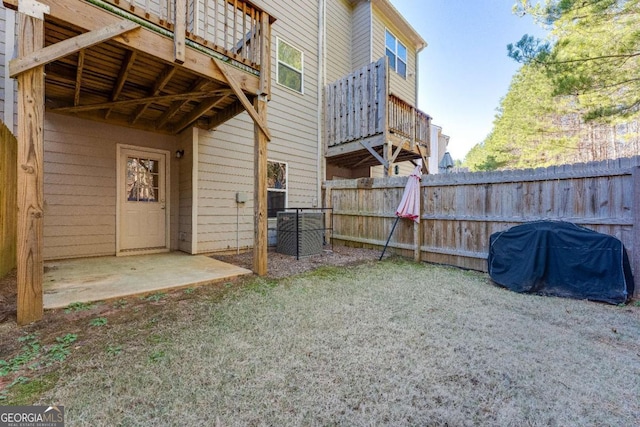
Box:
267 161 287 218
385 30 407 78
277 38 304 93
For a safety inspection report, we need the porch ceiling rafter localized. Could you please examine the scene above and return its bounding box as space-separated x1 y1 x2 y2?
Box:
207 99 245 130
50 89 234 113
171 95 231 134
106 50 137 119
155 78 209 130
9 19 140 77
130 64 177 125
73 49 84 106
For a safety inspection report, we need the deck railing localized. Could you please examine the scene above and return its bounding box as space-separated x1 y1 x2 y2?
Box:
388 95 431 147
325 57 431 149
97 0 270 70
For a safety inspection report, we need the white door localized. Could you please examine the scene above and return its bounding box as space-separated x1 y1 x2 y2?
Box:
118 147 168 253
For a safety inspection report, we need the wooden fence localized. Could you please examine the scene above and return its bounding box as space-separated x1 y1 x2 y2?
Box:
324 156 640 297
0 121 17 277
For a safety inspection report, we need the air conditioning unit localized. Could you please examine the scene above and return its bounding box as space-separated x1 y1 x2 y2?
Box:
276 212 324 257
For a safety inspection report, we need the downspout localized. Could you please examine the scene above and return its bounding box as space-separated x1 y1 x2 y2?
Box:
316 0 326 203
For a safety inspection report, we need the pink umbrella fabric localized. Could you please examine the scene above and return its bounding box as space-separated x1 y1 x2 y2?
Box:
379 160 422 260
395 160 422 223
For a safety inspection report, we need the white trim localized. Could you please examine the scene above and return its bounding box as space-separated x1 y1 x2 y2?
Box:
116 144 171 255
275 37 304 94
267 159 288 217
191 128 199 254
385 28 407 79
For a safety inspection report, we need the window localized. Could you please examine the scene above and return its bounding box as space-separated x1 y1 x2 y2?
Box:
126 157 158 202
267 161 287 218
385 30 407 78
277 38 303 93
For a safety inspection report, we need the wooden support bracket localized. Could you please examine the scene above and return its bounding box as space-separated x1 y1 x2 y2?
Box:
211 58 271 141
359 139 388 169
10 20 140 77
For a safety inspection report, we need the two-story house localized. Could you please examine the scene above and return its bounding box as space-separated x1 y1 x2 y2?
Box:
0 0 433 323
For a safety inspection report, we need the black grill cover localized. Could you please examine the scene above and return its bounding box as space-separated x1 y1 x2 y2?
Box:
488 221 634 304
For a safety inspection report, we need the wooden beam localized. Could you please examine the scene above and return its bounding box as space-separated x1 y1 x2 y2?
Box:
52 89 232 113
171 95 229 134
16 11 45 325
130 65 177 124
111 50 136 102
3 0 17 10
10 20 140 77
106 49 137 118
359 139 388 169
207 99 245 130
73 49 85 106
106 52 137 119
253 96 268 275
174 0 186 64
156 79 209 130
390 140 406 164
212 58 271 140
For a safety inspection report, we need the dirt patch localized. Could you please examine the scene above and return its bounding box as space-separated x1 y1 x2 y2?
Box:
214 245 382 278
0 270 17 324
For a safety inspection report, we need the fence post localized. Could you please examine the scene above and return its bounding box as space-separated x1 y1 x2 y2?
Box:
633 166 640 298
0 122 17 278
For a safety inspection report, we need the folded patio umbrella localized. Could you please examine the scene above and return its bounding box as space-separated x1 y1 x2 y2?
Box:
379 160 422 260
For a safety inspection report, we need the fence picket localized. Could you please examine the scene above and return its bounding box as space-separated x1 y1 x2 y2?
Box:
324 156 640 296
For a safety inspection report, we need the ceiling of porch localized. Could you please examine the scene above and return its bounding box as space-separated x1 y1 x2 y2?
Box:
43 17 249 135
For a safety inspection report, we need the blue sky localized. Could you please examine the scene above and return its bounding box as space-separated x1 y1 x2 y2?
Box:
390 0 548 161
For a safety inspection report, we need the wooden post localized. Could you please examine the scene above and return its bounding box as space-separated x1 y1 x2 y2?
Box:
253 96 268 276
252 11 270 275
16 12 45 325
414 178 421 262
173 0 186 64
633 166 640 298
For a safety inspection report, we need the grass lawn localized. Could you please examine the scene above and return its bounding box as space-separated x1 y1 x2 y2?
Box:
1 258 639 426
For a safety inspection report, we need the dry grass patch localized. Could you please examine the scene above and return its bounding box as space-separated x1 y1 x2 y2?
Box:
19 259 640 425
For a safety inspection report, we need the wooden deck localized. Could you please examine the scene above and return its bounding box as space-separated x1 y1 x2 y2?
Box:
4 0 273 134
324 57 431 174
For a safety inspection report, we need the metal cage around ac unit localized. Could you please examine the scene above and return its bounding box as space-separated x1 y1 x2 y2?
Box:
276 211 324 257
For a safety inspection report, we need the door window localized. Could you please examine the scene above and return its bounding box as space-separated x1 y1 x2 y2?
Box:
126 157 159 202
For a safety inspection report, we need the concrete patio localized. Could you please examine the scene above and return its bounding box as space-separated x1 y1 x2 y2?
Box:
43 252 252 309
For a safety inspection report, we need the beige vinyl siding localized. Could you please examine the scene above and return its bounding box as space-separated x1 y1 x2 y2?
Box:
370 161 416 178
326 0 353 82
194 0 321 254
372 5 416 105
351 0 372 69
195 119 254 254
43 114 179 260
